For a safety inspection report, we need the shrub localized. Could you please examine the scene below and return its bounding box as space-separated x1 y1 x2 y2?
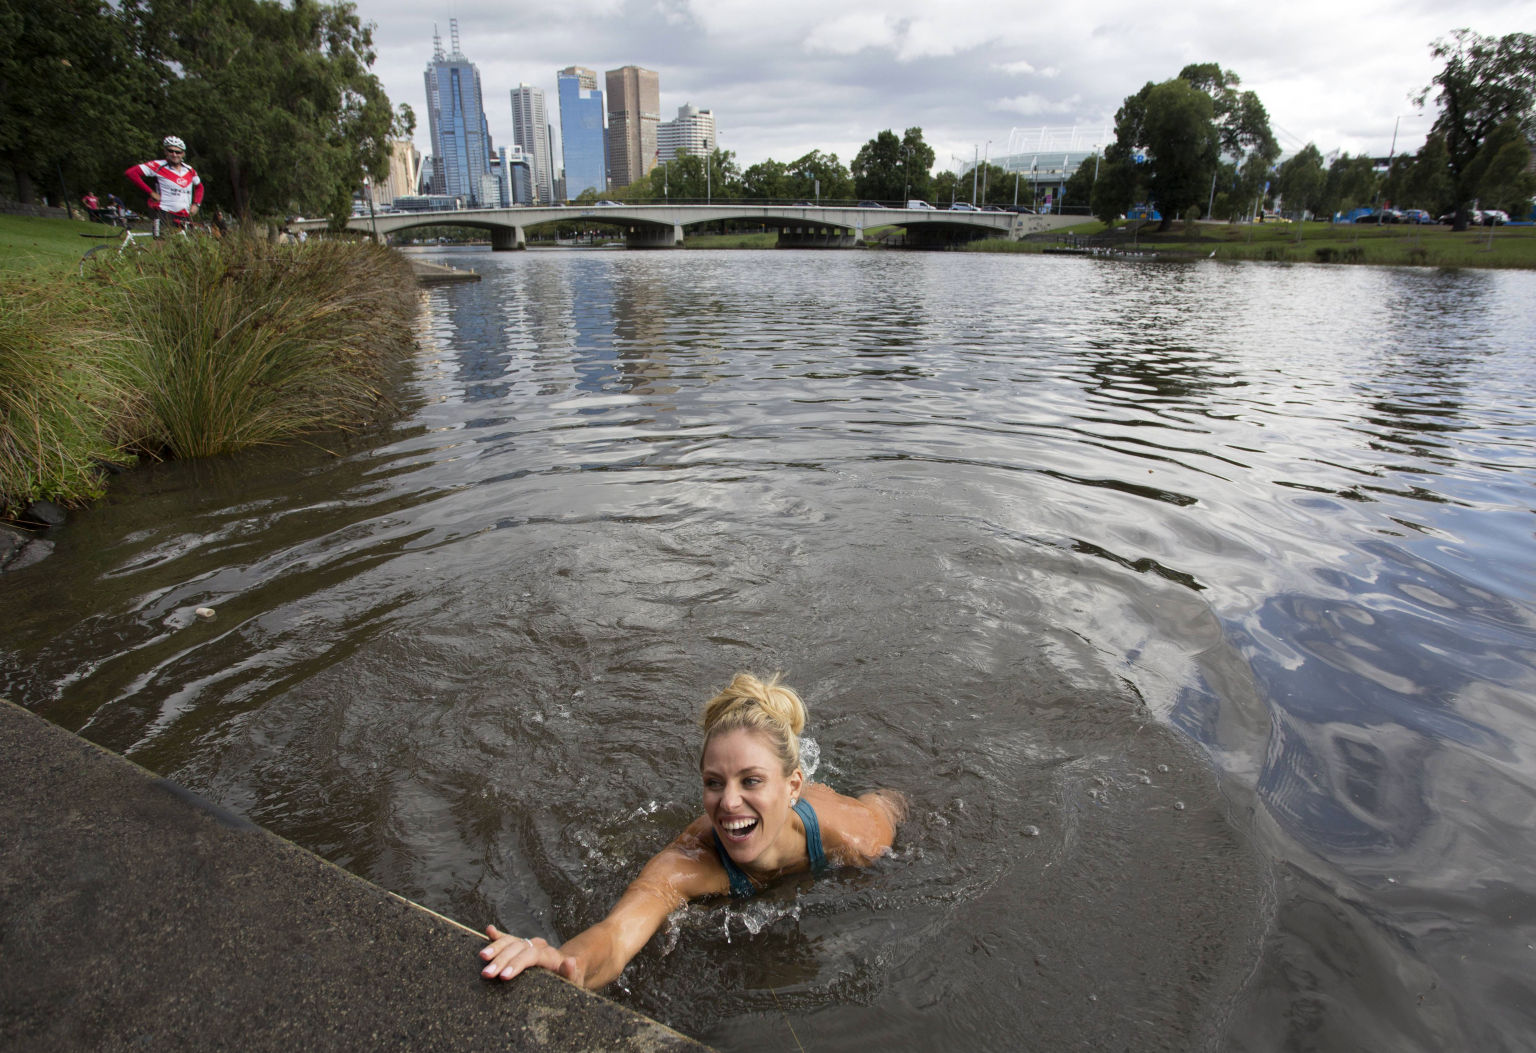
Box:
94 236 417 459
0 276 134 514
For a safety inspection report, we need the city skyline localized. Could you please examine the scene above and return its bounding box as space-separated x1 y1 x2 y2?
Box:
365 1 1528 180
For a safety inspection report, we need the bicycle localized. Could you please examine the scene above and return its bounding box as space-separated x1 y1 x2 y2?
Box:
79 212 193 277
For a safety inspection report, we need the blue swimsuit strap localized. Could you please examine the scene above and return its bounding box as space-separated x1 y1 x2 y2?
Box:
713 798 829 898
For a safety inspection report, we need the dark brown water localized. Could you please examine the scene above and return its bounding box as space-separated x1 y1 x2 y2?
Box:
5 249 1535 1051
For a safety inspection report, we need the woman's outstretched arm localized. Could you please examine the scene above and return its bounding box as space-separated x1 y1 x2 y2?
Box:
481 825 722 989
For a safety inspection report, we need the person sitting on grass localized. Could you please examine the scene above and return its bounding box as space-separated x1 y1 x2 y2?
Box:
479 671 906 990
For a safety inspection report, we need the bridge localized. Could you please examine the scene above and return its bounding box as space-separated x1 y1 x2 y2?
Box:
296 203 1081 249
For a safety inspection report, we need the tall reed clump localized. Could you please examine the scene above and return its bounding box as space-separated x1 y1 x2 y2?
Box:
0 276 135 515
100 236 418 459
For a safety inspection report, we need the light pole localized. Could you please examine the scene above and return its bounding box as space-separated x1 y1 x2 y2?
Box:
971 145 979 205
981 140 991 205
902 145 911 205
1382 113 1419 210
362 176 378 241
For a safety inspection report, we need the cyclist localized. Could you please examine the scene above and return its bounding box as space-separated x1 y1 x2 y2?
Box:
124 135 203 235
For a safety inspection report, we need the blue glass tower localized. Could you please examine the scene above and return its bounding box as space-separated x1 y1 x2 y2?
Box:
423 21 492 205
557 66 607 200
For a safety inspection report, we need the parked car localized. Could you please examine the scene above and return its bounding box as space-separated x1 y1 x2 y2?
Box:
1007 205 1037 214
1439 209 1486 224
906 200 935 209
857 200 886 208
594 200 621 206
982 205 1006 212
1354 210 1403 224
1481 209 1509 225
792 200 816 206
1400 209 1434 224
949 202 980 211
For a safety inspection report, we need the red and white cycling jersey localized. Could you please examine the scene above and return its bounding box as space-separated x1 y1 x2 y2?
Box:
125 159 203 216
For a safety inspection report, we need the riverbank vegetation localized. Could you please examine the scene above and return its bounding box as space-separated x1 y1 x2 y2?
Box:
964 219 1536 267
1 233 417 517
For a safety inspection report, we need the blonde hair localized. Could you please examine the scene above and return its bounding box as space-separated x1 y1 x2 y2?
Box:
699 672 808 776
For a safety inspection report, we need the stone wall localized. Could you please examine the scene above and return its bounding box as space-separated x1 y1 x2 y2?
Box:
0 198 74 220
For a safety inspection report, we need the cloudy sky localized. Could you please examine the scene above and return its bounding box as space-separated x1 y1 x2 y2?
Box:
355 0 1529 174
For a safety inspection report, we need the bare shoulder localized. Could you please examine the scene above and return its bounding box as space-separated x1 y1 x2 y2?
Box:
802 783 907 866
625 816 731 906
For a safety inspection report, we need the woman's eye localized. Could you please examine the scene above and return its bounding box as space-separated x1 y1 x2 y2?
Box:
744 778 761 787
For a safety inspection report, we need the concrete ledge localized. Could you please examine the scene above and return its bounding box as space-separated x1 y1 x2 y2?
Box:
0 698 708 1052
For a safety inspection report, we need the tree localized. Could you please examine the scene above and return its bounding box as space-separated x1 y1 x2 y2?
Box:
786 150 852 201
1275 144 1325 218
0 0 159 205
143 0 396 227
852 128 933 202
634 147 740 202
1102 77 1220 230
740 158 791 199
1060 154 1099 210
1416 30 1536 229
1319 154 1377 219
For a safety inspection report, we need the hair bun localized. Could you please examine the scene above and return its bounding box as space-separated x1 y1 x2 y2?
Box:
699 672 809 774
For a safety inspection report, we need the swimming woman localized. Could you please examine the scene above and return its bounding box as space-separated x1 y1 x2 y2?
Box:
480 672 906 989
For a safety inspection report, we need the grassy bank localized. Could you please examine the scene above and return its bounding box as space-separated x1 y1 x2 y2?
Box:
965 219 1536 267
0 213 117 276
1 224 418 516
684 230 780 249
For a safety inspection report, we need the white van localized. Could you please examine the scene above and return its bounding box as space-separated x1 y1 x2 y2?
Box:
906 200 934 209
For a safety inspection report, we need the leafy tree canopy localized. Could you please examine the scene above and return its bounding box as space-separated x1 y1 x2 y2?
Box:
1 0 398 226
1416 29 1536 227
0 0 159 205
143 0 396 226
1101 76 1220 229
852 128 933 202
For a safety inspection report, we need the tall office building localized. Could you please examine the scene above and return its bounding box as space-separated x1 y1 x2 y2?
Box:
605 66 659 189
510 84 554 204
557 66 607 200
422 20 493 204
657 103 716 162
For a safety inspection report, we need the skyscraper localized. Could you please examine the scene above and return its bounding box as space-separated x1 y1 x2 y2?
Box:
557 66 607 200
657 103 716 163
422 20 493 205
605 66 659 189
510 85 554 204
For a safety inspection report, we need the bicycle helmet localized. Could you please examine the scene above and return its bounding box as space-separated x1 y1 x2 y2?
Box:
162 135 186 152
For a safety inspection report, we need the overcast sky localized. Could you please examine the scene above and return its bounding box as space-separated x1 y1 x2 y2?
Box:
356 0 1529 174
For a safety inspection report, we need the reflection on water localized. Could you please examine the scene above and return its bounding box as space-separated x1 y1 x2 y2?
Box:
4 249 1536 1051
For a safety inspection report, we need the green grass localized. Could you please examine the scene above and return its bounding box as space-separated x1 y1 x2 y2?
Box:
975 218 1536 267
0 273 135 514
0 213 124 275
684 230 780 249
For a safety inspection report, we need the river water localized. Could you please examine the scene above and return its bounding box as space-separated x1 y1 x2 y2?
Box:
4 248 1535 1051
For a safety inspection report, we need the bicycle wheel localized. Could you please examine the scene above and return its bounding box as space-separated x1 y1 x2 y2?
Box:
79 243 117 278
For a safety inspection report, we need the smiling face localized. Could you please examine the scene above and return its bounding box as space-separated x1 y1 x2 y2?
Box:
701 727 804 870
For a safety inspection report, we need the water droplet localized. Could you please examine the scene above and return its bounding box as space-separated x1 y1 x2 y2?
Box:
1137 774 1152 784
1157 764 1169 773
1173 800 1185 811
1023 825 1041 837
